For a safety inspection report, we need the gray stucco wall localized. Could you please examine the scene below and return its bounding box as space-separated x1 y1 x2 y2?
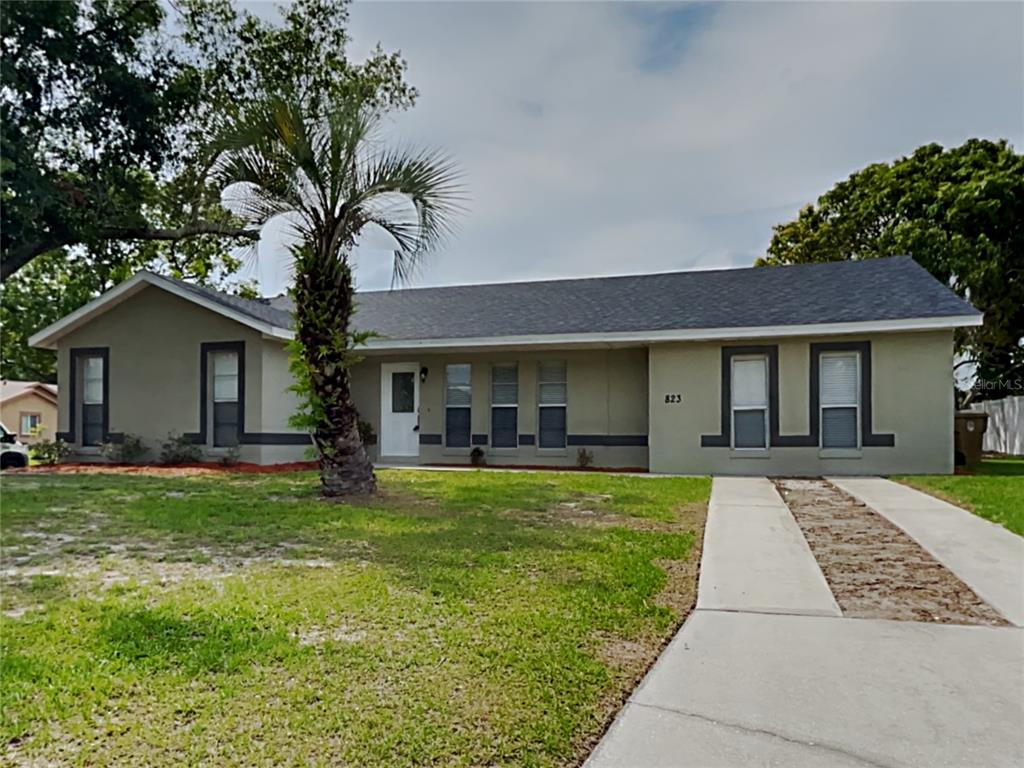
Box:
52 285 957 475
647 330 955 475
350 348 650 469
55 286 307 464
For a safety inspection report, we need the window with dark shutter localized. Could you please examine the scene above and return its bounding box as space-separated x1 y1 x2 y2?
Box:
212 351 240 447
820 353 859 449
445 364 471 448
731 356 768 449
81 356 105 446
538 361 567 448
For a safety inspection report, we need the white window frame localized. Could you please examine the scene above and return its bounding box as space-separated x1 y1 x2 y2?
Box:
490 363 518 449
20 412 41 436
730 354 769 450
82 356 104 405
211 351 240 404
819 351 861 450
537 360 567 449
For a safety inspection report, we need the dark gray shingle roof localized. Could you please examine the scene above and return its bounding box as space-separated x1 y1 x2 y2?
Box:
170 256 979 341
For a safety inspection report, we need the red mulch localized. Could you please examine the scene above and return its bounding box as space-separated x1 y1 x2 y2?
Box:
9 461 319 477
9 461 647 477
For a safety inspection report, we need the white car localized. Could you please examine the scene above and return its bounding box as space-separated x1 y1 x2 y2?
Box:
0 422 30 469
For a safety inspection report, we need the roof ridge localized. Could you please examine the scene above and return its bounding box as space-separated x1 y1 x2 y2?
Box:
352 255 916 296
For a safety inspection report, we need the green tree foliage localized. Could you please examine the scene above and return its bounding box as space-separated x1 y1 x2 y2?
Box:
213 98 461 495
760 140 1023 400
0 0 215 279
1 0 415 380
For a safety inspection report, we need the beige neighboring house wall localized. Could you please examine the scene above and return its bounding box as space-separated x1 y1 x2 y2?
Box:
53 285 308 463
0 383 58 444
648 330 955 476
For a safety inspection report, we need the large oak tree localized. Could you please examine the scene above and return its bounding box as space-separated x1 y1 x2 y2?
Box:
760 139 1023 401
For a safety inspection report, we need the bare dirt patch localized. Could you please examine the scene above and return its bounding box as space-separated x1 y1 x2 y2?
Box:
775 478 1005 625
8 461 318 477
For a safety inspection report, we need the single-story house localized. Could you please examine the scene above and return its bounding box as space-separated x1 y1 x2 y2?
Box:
0 380 58 444
28 256 981 475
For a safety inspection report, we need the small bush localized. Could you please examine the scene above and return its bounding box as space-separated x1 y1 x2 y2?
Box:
31 438 70 466
358 419 377 446
160 432 202 464
101 434 149 464
219 446 241 466
470 446 486 466
576 448 595 469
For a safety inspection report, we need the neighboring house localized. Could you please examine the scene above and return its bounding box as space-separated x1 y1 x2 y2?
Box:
0 380 58 444
28 256 981 475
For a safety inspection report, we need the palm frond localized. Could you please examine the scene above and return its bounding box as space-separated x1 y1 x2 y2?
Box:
209 93 463 289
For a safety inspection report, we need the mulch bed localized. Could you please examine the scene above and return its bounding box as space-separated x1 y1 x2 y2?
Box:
775 478 1006 626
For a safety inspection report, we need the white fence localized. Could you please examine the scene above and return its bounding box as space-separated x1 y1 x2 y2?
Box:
977 395 1023 456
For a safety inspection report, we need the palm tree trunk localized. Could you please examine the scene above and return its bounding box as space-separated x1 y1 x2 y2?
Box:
294 253 376 497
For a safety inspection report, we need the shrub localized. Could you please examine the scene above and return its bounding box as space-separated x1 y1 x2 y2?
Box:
101 434 149 464
576 448 595 469
31 438 70 466
160 432 202 464
357 419 377 446
219 446 241 466
470 446 486 466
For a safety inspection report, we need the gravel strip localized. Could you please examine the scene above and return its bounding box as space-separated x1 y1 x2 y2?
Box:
775 478 1006 625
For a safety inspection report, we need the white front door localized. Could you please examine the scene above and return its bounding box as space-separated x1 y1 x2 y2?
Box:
380 362 420 458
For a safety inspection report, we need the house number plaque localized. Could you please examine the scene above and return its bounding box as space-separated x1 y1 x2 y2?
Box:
664 393 683 404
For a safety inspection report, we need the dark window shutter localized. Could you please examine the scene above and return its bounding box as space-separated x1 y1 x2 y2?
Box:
445 407 471 448
491 407 517 448
538 406 566 448
214 402 240 447
82 404 104 446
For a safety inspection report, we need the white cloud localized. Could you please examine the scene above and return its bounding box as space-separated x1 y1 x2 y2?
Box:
253 1 1024 294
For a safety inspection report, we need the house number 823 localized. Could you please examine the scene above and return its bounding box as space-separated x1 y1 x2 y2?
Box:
664 393 682 404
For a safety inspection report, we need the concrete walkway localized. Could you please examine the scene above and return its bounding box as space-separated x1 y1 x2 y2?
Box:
587 476 1024 768
831 477 1024 627
698 477 840 616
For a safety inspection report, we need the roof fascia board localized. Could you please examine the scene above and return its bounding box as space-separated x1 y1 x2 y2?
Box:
0 387 59 407
29 272 292 348
359 314 982 353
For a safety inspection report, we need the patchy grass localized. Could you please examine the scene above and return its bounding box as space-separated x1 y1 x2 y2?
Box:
0 469 709 766
896 457 1024 536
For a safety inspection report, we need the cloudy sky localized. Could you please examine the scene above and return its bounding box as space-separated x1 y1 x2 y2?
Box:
249 1 1024 295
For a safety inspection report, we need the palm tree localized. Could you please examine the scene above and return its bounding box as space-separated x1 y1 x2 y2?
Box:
213 97 461 496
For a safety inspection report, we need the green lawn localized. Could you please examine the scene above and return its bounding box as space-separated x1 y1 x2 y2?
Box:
896 457 1024 536
0 469 709 766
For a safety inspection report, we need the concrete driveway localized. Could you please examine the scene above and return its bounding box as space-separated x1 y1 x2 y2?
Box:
587 477 1024 768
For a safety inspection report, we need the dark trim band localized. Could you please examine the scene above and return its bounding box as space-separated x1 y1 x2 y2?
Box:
700 345 789 448
195 341 246 446
471 434 488 446
567 434 648 447
701 341 895 449
419 433 443 445
240 432 312 446
517 434 535 446
810 341 895 447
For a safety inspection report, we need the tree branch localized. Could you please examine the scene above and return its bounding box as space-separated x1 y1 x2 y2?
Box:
1 221 259 281
97 222 259 243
